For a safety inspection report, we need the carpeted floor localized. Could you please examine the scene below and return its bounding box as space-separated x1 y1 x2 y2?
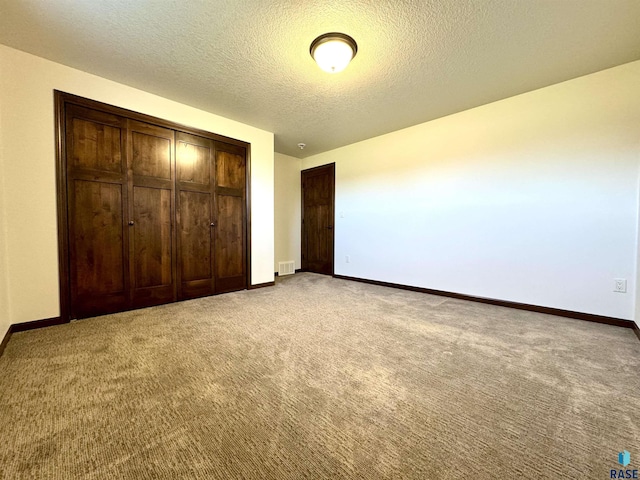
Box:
0 273 638 479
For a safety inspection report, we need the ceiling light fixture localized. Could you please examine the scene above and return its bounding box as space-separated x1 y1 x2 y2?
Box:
310 33 357 74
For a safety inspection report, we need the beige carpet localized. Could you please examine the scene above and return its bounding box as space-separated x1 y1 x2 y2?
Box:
0 273 638 479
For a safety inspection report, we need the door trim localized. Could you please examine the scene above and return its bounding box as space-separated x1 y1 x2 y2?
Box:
301 163 335 275
54 91 252 321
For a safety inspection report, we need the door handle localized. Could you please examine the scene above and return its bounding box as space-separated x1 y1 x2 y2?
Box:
210 222 216 227
128 221 134 226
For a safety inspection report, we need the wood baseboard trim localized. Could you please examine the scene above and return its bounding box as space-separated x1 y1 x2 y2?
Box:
333 274 633 329
633 323 640 342
248 281 276 290
11 317 66 333
0 325 13 358
0 317 66 358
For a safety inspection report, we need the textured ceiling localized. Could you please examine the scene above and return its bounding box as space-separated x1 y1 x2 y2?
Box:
1 1 639 158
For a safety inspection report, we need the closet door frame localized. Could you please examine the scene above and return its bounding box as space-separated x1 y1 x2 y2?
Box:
55 91 252 322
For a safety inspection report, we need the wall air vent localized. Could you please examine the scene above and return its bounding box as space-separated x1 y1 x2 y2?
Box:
278 261 295 276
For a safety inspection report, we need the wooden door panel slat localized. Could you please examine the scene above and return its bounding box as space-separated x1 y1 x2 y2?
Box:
216 150 245 189
179 191 212 282
215 194 244 279
132 186 173 289
71 180 125 295
71 118 123 173
131 131 172 180
177 140 211 185
132 175 173 190
67 170 125 184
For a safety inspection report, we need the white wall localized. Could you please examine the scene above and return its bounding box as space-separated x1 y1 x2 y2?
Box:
0 45 274 326
302 61 640 320
274 153 302 273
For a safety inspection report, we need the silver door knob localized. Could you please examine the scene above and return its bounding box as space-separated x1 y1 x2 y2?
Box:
210 222 216 227
128 221 134 226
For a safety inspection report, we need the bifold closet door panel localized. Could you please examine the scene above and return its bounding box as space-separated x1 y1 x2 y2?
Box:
214 143 247 293
128 120 177 308
66 105 130 318
176 132 216 299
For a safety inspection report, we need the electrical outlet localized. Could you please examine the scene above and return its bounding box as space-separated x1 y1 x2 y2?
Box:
614 279 627 293
345 255 350 263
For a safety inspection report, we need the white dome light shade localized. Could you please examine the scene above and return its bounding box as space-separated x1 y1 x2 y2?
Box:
310 33 357 74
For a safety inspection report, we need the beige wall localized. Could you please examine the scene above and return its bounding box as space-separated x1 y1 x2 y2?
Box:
0 45 275 326
274 153 302 273
302 61 640 320
0 102 9 340
636 173 640 330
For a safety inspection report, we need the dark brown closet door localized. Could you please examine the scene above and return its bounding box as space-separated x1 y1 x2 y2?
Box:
58 92 251 321
302 163 335 275
175 132 215 299
66 105 129 318
127 120 176 308
214 142 247 293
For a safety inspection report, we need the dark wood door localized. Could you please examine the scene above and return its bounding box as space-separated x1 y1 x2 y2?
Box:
127 120 176 308
175 132 216 299
302 163 335 275
58 92 250 321
66 105 130 318
214 142 247 293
